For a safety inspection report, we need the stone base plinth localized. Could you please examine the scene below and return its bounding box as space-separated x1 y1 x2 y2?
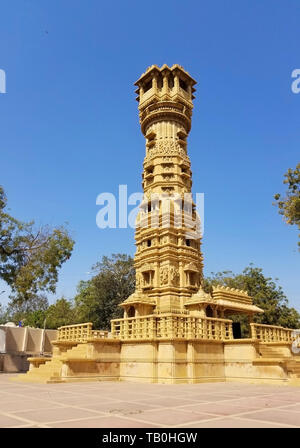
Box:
14 337 300 386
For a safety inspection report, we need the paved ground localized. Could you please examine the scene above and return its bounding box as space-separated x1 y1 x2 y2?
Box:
1 374 300 427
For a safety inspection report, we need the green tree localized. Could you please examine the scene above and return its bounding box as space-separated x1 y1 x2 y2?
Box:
74 254 135 330
0 185 75 303
274 163 300 248
204 265 300 336
24 309 48 328
6 294 49 327
0 303 8 324
45 297 76 329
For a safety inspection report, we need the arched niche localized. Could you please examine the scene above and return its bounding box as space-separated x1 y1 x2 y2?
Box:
127 306 135 318
206 305 213 318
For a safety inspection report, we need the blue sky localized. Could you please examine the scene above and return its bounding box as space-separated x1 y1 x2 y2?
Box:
0 0 299 310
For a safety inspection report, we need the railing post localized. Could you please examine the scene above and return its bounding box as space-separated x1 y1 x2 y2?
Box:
221 322 229 340
250 323 257 340
228 321 233 340
152 316 156 338
87 323 92 340
186 317 193 338
168 316 174 339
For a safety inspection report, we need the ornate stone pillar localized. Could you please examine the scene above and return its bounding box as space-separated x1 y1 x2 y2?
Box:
154 262 159 288
179 261 184 287
162 73 169 95
152 75 158 94
139 85 144 99
199 305 206 317
174 74 179 93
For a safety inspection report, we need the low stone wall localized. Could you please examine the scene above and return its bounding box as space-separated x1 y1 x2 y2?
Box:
49 339 227 384
48 338 298 384
224 340 291 384
119 340 226 383
0 326 57 373
0 353 30 373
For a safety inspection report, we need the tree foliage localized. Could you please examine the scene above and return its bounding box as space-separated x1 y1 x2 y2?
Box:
2 295 76 329
5 294 49 327
0 185 74 303
274 163 300 248
45 297 76 329
0 302 8 325
74 254 135 330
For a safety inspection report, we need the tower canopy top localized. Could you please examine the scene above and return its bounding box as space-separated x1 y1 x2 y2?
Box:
134 64 197 87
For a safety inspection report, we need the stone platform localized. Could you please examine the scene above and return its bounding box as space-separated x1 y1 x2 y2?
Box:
14 321 300 385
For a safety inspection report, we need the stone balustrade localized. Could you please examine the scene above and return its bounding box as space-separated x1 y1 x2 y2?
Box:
250 323 295 342
55 321 298 345
57 323 93 343
91 330 109 339
111 314 233 341
57 323 110 343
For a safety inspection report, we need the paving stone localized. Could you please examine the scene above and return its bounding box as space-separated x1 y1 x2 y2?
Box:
1 374 300 428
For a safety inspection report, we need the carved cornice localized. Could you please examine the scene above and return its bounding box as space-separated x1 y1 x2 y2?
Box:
144 140 190 164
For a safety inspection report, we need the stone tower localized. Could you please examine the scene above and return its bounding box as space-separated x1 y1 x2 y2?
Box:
120 64 204 317
21 65 298 387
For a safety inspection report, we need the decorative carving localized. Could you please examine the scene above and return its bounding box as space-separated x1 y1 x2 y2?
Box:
145 140 189 164
162 174 174 181
169 265 179 286
145 190 153 199
141 263 154 272
163 164 172 171
161 187 174 193
136 272 142 289
213 285 249 296
184 262 198 272
160 266 169 285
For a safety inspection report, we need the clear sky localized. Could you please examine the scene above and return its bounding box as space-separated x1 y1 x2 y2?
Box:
0 0 299 310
